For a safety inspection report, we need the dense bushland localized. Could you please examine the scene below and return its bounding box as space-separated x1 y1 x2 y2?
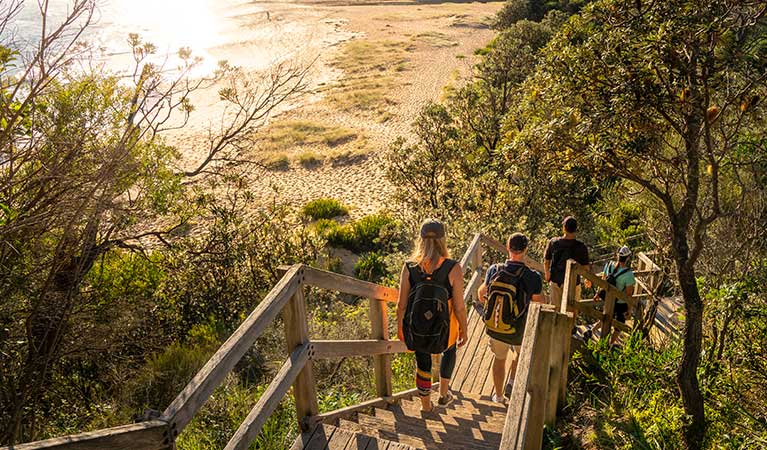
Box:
1 0 765 448
383 0 767 448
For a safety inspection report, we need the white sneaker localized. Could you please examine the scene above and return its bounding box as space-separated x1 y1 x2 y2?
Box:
492 392 508 405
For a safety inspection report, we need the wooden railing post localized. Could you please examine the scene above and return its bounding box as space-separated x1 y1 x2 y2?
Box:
471 241 483 303
601 290 616 340
370 298 393 397
561 259 578 314
282 272 319 428
521 306 556 448
543 311 563 427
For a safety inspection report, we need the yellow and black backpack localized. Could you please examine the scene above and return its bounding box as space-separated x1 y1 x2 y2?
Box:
484 263 528 344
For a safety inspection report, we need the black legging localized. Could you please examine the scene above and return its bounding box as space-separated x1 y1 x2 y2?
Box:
414 345 457 396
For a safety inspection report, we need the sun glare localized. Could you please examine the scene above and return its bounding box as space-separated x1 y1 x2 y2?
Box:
108 0 223 53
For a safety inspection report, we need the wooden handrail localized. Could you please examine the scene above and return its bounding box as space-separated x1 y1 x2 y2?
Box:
301 265 399 303
2 421 170 450
224 343 311 450
459 233 483 270
312 339 407 358
162 265 303 432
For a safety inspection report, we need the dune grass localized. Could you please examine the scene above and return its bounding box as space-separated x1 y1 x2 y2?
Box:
330 40 413 113
264 120 358 151
413 31 459 48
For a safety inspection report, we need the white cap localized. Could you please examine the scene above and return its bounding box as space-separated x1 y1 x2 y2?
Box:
618 246 632 257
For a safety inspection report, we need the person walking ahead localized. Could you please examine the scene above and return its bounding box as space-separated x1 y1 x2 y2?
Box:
477 233 544 403
397 219 468 412
544 216 590 306
586 246 637 345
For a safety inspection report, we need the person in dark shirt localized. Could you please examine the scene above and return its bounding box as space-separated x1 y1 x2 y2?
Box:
544 216 590 307
477 233 544 403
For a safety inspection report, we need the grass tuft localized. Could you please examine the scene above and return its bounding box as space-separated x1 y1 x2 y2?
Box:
302 198 349 220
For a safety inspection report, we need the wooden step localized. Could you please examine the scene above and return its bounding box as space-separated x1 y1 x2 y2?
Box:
397 397 507 423
394 400 507 428
291 423 418 450
400 391 507 413
354 411 502 450
380 404 506 437
338 417 429 449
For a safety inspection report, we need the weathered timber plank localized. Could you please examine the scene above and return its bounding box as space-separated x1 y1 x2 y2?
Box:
3 420 169 450
302 266 398 303
305 384 439 428
561 260 579 313
162 265 302 431
301 424 336 450
370 297 393 397
224 343 310 450
455 306 486 391
288 424 318 450
500 303 543 449
544 313 569 426
312 339 408 359
558 313 575 411
571 264 629 303
283 287 319 428
323 426 361 450
467 334 495 394
521 308 557 450
459 233 483 271
600 291 616 340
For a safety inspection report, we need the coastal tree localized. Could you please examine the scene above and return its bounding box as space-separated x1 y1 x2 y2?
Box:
515 0 767 446
0 1 309 443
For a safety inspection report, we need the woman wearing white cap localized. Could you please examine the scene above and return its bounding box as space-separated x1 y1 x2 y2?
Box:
585 246 636 345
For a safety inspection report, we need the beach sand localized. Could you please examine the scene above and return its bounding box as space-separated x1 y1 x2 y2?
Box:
175 0 503 216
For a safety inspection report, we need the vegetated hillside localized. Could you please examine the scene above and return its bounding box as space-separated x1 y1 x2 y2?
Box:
1 0 765 449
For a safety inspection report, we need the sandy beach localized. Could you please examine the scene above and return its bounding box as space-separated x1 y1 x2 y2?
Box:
171 0 503 216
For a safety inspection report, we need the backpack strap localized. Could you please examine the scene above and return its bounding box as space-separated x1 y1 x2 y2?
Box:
406 262 422 287
432 259 457 285
614 267 630 279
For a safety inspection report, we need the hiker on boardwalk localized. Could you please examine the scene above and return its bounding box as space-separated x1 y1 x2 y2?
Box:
585 246 637 345
477 233 544 404
397 219 468 412
544 216 590 306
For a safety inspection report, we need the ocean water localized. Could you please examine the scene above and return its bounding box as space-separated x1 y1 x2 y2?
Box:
7 0 315 75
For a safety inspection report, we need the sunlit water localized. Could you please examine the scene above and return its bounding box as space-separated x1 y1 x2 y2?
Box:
9 0 327 75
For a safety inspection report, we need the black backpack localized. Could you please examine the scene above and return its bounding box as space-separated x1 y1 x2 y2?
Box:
403 259 456 354
598 263 630 300
483 263 529 344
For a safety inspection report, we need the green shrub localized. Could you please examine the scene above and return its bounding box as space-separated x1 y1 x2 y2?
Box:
353 252 388 282
302 198 349 220
128 341 218 412
321 213 401 254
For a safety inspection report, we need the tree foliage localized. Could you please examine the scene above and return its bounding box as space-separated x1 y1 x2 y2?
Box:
0 1 309 443
513 0 767 446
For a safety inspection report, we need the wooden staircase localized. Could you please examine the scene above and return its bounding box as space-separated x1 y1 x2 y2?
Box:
293 391 507 450
5 233 676 450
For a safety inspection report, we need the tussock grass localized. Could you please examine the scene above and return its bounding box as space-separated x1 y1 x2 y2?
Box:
330 40 412 113
413 31 459 48
297 152 323 168
261 153 290 171
264 120 357 151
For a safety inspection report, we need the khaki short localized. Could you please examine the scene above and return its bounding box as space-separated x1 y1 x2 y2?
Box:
549 281 563 306
488 337 519 360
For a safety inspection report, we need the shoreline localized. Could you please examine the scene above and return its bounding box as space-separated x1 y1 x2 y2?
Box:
169 0 504 216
